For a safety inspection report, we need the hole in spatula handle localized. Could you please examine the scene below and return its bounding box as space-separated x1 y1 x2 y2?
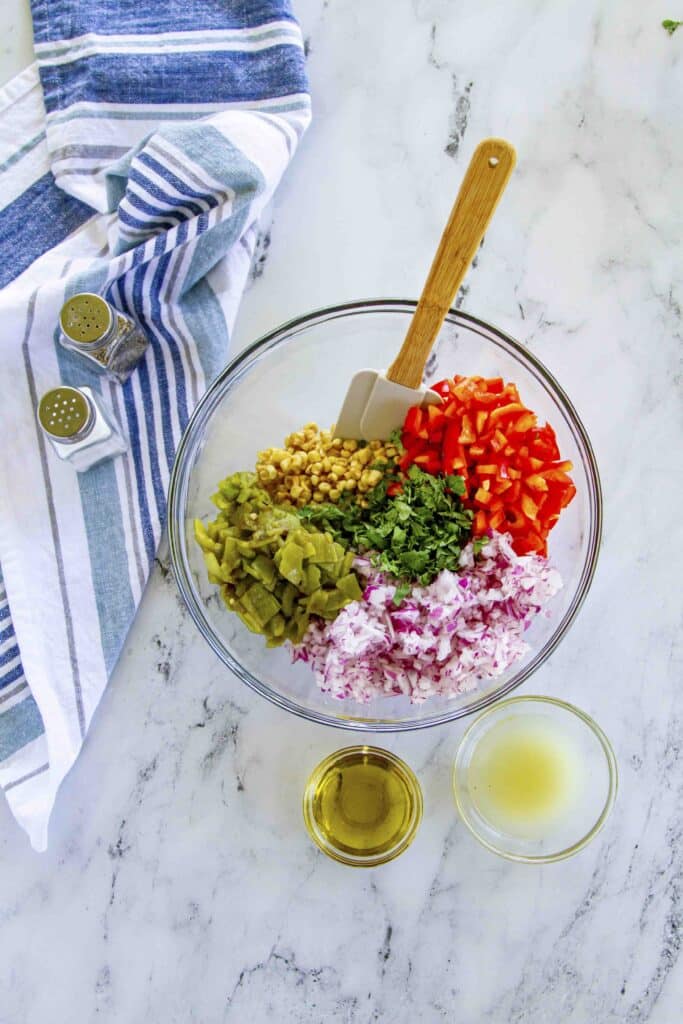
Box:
488 156 499 167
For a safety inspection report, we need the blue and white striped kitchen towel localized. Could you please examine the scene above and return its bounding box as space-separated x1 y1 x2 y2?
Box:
0 0 310 850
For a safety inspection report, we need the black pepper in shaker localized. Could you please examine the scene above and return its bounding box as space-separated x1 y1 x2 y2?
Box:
58 292 149 384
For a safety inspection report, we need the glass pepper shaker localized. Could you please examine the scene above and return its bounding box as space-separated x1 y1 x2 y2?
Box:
58 293 149 384
37 386 127 472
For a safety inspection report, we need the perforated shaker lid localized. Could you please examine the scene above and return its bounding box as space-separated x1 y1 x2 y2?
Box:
60 293 112 345
38 387 93 439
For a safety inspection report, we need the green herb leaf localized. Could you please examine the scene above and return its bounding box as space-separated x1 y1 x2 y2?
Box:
445 474 466 495
392 525 406 546
299 463 474 586
662 18 682 34
392 582 411 606
388 427 405 451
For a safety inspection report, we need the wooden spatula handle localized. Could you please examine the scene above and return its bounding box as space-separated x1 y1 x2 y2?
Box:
387 138 517 390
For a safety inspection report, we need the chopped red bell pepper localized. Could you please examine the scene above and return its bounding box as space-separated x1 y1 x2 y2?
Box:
489 402 524 425
413 451 442 474
473 510 488 533
400 375 576 555
425 403 446 430
403 406 425 438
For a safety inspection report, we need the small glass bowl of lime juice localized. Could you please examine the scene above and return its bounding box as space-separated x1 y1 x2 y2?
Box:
452 696 617 863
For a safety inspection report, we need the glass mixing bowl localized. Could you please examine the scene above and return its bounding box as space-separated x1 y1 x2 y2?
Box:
168 300 602 731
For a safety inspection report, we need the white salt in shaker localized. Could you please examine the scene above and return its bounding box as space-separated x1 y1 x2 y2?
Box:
37 386 127 472
58 292 149 383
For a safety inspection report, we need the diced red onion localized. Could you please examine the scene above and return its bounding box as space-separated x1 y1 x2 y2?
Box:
291 532 562 704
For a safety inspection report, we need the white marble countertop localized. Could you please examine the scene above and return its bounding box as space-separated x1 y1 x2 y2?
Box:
1 2 682 1022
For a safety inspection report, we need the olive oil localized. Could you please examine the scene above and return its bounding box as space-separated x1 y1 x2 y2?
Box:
467 714 582 839
303 747 422 866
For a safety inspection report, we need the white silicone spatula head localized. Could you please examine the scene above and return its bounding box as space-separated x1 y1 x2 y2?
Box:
334 138 517 440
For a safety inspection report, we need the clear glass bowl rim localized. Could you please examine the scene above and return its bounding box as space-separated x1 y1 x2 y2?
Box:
302 744 424 867
452 695 618 863
168 299 604 732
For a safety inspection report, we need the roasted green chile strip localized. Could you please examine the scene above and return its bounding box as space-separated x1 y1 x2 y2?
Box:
194 472 363 646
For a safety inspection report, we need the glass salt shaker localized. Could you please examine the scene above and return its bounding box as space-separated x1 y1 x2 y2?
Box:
58 293 149 384
37 386 127 472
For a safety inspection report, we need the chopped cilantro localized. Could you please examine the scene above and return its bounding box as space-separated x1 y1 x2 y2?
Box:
662 18 682 34
387 427 405 451
473 535 490 555
444 474 466 496
299 462 473 585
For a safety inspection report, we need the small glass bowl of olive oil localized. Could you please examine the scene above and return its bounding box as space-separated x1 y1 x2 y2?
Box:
303 746 423 867
452 696 617 863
